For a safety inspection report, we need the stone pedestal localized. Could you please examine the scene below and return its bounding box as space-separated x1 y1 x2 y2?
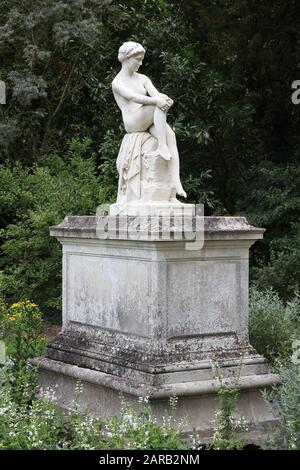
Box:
109 131 194 216
35 215 278 441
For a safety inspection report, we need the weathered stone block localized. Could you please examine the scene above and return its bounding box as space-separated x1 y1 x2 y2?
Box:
34 216 279 441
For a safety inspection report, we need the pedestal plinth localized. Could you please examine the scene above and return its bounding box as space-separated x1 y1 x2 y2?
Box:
35 215 278 440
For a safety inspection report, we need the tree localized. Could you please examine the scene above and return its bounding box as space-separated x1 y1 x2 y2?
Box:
1 0 300 310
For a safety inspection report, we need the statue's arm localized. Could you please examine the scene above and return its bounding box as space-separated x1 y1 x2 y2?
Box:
144 76 173 108
112 80 158 106
144 75 166 97
143 76 161 97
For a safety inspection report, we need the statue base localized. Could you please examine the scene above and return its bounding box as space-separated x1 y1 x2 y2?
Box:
34 216 279 442
109 200 195 216
111 131 193 216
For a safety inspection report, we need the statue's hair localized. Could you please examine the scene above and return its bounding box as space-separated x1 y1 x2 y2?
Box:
118 41 145 63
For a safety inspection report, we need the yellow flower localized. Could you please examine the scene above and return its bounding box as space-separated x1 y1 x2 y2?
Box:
10 300 39 313
25 300 38 308
5 309 23 321
11 311 21 317
7 300 41 324
11 302 21 309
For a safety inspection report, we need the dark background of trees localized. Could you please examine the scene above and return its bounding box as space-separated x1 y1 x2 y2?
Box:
0 0 299 315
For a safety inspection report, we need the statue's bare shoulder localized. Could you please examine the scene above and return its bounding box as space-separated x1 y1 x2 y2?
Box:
112 72 148 88
112 72 151 103
137 73 150 83
112 74 121 91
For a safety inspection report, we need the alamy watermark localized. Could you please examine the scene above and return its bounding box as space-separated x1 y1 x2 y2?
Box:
0 340 6 365
0 80 6 104
291 80 300 105
95 203 205 251
291 339 300 365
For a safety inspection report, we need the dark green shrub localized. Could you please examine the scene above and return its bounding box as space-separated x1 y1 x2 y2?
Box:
0 138 104 316
249 287 300 362
263 362 300 450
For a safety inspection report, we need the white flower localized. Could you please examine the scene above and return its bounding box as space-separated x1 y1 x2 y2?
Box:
138 396 149 404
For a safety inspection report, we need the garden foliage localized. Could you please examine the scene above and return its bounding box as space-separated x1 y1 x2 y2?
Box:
0 1 300 450
249 287 300 363
0 1 299 310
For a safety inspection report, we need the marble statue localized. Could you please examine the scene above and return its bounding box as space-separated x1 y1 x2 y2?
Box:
110 41 188 214
38 43 278 433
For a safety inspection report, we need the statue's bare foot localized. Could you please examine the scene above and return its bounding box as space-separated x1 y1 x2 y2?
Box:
175 181 187 198
178 189 187 198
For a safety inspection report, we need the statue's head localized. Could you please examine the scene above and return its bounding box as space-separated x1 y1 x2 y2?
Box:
118 41 145 72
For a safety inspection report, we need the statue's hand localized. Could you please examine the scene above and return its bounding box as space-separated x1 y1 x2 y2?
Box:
157 96 173 113
159 94 174 106
166 97 174 108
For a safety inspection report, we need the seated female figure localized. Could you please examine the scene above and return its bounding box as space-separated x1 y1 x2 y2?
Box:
112 41 186 198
